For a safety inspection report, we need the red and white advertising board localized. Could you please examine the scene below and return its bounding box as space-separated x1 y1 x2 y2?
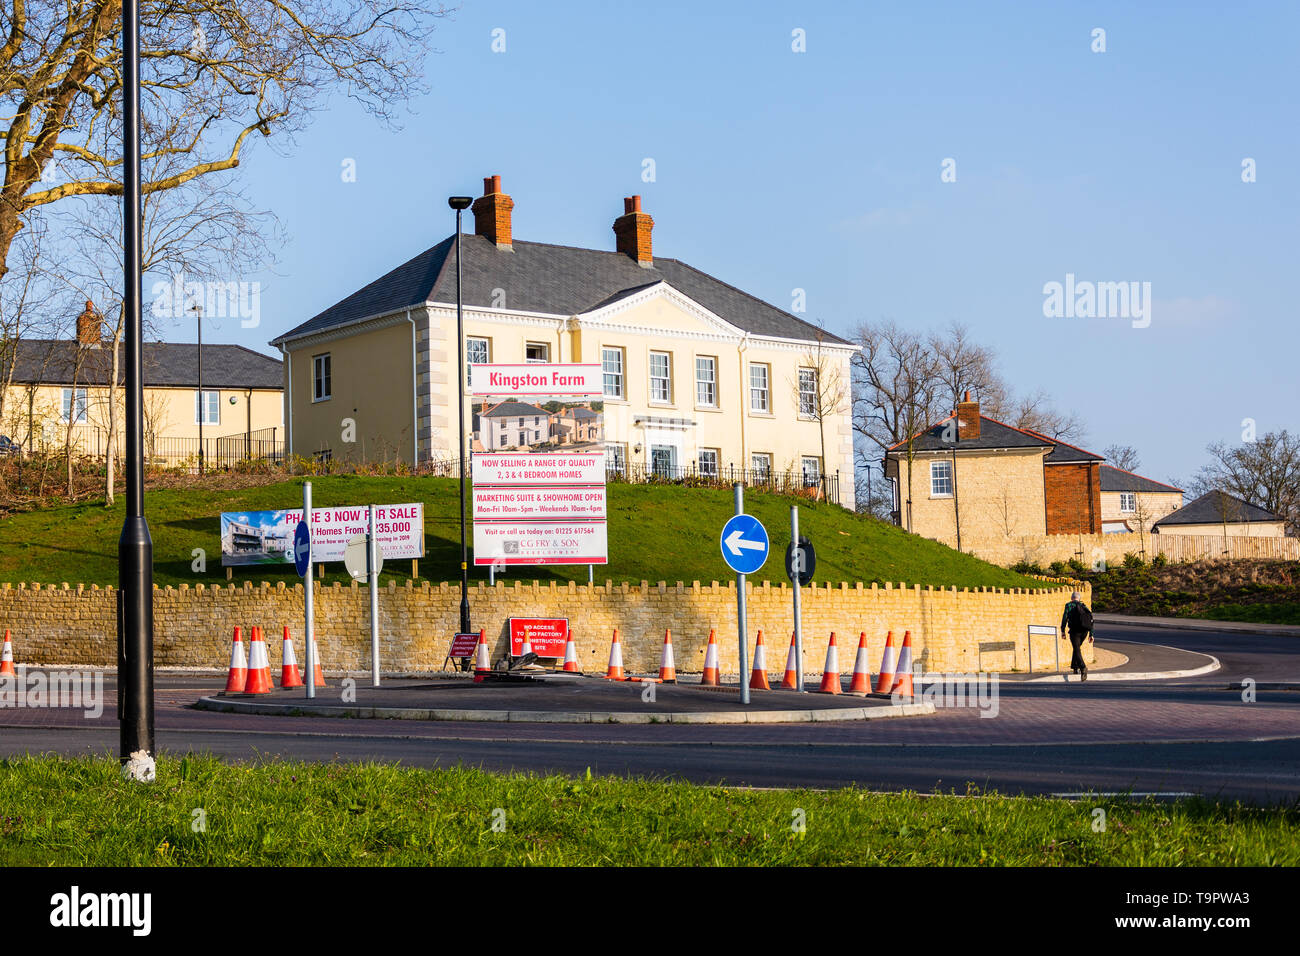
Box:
509 618 569 657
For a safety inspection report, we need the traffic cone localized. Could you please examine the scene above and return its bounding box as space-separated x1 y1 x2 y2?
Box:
243 627 272 694
848 631 874 694
254 626 273 689
658 629 677 683
279 625 303 688
0 629 15 678
891 630 915 698
562 629 581 673
223 626 247 693
306 632 327 687
749 630 771 690
473 629 491 683
874 630 898 694
700 629 720 686
520 627 533 659
817 632 841 694
604 629 625 681
780 632 799 689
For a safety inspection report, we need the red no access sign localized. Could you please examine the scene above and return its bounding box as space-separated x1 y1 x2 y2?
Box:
509 618 568 657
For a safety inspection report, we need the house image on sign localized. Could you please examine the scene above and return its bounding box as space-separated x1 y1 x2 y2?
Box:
478 400 551 451
553 405 603 446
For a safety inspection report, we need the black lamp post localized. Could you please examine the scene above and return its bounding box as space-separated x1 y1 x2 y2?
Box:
118 0 155 782
191 302 204 475
448 196 473 634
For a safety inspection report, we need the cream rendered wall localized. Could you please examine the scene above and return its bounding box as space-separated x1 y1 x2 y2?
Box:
1099 490 1182 527
425 289 857 507
14 383 281 451
888 448 1048 545
1156 520 1286 538
286 319 415 464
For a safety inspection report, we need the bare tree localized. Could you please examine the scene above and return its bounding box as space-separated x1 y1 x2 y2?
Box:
792 326 849 499
1188 431 1299 537
1104 444 1142 472
0 0 450 280
1005 387 1086 442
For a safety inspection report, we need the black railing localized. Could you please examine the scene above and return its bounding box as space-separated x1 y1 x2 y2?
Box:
39 426 285 473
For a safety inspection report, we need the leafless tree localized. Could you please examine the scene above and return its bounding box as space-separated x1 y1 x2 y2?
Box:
0 0 450 280
1103 444 1141 472
792 326 849 499
1187 431 1299 537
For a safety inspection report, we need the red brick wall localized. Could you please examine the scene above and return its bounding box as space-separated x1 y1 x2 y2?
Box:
613 195 654 264
1044 462 1101 534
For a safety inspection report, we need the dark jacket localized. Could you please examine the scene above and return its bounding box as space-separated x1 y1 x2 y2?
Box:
1061 600 1094 637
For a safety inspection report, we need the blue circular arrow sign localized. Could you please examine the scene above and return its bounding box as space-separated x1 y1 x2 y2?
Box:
720 514 769 574
293 520 312 577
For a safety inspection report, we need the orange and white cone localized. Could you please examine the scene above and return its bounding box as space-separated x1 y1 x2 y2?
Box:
473 629 491 683
520 628 533 659
223 626 247 693
0 629 16 678
749 630 771 690
562 629 581 673
604 629 626 681
279 625 303 688
817 632 841 694
306 632 327 687
780 632 799 689
658 629 677 683
848 631 874 694
891 630 915 698
255 626 274 689
874 630 898 694
243 627 272 694
700 629 720 686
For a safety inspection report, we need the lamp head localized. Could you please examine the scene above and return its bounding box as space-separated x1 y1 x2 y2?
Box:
448 196 473 210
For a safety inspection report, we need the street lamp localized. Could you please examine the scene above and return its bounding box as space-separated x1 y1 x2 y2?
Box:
190 301 204 475
118 0 155 782
448 196 473 634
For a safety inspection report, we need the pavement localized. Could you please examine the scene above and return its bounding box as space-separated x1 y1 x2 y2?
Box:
1095 612 1300 637
194 673 937 724
3 622 1298 801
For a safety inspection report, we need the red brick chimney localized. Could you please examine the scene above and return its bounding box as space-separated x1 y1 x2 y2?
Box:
613 195 654 266
76 299 101 349
955 390 980 440
471 174 514 249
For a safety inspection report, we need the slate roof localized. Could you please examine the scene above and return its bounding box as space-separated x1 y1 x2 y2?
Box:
1153 490 1282 527
1100 465 1182 494
886 414 1106 463
270 234 850 347
481 401 550 419
8 339 283 390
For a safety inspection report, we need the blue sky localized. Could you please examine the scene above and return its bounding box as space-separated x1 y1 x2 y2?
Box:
175 0 1299 487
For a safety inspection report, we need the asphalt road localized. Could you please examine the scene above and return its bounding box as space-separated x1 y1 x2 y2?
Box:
3 623 1298 802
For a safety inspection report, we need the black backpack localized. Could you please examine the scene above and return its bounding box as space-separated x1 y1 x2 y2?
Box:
1068 601 1093 633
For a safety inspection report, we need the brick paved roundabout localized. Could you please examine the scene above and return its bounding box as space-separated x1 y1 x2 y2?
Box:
3 623 1298 801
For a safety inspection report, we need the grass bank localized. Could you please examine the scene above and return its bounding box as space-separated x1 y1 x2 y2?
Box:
0 476 1046 591
0 756 1295 866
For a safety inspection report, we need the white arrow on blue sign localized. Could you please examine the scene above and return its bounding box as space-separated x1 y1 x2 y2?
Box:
720 514 769 574
293 520 312 577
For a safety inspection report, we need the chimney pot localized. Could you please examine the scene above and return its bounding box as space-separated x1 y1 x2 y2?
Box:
471 174 514 250
613 195 654 266
955 393 980 441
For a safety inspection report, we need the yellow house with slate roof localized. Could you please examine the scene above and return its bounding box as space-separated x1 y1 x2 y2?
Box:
270 176 859 507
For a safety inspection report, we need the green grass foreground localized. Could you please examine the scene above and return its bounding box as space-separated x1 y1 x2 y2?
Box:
1 755 1296 866
0 476 1046 591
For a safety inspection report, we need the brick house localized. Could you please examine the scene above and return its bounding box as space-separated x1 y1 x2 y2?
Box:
883 392 1105 548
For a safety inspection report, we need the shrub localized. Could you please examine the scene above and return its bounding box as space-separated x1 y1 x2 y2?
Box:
1152 553 1168 568
1122 552 1146 569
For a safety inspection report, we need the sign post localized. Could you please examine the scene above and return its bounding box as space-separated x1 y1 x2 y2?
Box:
368 505 381 687
1028 624 1058 675
721 485 769 705
790 507 803 692
296 482 314 700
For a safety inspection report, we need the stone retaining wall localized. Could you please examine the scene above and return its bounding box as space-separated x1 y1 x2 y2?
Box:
0 577 1092 676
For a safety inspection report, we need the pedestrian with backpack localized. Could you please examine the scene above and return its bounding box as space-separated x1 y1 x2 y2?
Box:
1061 590 1094 680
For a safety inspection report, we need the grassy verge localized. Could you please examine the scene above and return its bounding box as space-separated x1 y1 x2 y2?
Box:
1197 603 1300 626
0 476 1047 591
1 755 1296 866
